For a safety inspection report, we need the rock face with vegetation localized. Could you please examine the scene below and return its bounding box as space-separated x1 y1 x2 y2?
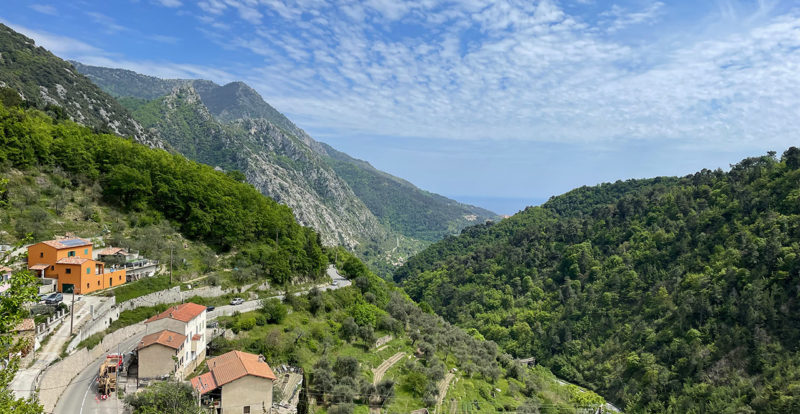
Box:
72 62 496 269
396 150 800 412
0 25 158 147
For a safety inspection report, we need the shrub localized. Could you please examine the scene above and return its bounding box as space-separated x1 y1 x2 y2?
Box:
260 298 287 324
235 316 256 332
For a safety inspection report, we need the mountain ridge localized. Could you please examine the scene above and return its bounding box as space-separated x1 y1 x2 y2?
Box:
72 62 497 272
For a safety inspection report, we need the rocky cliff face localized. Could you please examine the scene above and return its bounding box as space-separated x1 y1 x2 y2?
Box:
141 86 385 248
73 62 498 269
0 25 160 147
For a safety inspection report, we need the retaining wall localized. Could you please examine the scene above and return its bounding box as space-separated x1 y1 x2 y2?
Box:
38 323 146 413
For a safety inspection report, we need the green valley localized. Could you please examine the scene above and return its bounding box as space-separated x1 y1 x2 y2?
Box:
396 151 800 412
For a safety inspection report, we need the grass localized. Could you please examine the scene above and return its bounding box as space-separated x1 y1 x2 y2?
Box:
77 332 104 350
113 274 174 303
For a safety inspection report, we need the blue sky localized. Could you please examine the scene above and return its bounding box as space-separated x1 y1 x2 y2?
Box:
5 0 800 214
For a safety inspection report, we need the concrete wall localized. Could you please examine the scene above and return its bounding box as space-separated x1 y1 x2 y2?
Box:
221 375 273 413
138 343 180 379
65 301 120 353
38 323 146 413
117 285 226 312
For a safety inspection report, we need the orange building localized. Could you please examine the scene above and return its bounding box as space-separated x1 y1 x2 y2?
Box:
27 238 126 294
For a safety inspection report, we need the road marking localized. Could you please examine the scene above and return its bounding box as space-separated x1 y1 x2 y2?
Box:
80 374 97 414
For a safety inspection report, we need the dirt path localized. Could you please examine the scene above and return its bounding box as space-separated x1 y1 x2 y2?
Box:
435 372 455 414
372 352 405 385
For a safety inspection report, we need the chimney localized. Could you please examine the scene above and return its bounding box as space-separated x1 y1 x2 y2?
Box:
258 354 265 363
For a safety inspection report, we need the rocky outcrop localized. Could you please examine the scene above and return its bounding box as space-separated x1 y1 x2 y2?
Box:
147 86 385 248
234 117 386 247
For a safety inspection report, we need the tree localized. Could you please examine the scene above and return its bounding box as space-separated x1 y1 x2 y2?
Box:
358 324 375 348
340 317 358 342
0 237 42 413
334 356 360 379
124 380 198 414
402 371 428 397
259 298 287 324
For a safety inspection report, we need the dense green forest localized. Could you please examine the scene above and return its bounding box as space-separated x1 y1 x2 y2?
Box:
396 150 800 412
321 143 496 243
0 25 151 143
0 97 326 279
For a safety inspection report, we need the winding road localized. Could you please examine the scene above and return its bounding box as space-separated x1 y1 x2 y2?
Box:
53 266 349 414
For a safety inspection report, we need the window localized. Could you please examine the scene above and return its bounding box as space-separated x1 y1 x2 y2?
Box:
86 268 91 275
243 407 250 414
66 268 71 274
68 251 75 257
84 248 89 255
40 252 44 258
51 266 54 270
97 280 100 286
119 275 122 280
109 277 112 286
86 283 89 289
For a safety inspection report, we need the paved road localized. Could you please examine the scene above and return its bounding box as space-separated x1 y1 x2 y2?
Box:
54 331 144 414
208 265 351 318
10 294 107 399
54 265 350 414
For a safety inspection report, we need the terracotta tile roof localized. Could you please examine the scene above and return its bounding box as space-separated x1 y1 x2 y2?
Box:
137 329 186 350
96 247 127 256
29 264 49 271
56 257 91 265
206 350 276 387
191 372 218 395
145 302 206 324
14 318 35 332
41 238 91 249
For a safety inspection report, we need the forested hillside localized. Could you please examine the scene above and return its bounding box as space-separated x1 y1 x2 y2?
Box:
0 25 157 146
0 98 606 414
396 150 800 412
72 62 497 275
320 142 496 242
0 98 326 279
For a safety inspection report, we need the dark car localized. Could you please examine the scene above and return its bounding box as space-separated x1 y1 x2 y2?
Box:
206 305 216 312
44 293 63 305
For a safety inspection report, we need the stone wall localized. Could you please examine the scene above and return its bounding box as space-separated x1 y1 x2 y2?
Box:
39 323 146 413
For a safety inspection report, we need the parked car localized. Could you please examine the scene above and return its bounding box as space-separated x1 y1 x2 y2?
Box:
44 292 63 305
206 321 218 329
230 297 244 306
206 305 216 312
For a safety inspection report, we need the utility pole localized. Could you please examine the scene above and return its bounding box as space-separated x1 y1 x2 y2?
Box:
69 286 75 336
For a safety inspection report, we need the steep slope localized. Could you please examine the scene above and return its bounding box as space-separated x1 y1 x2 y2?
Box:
130 85 386 248
396 150 800 412
70 61 187 100
319 142 496 242
73 63 497 267
0 25 158 147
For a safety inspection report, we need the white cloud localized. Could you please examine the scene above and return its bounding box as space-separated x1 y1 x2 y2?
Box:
600 1 665 33
185 0 799 154
2 22 101 55
155 0 183 7
29 4 57 15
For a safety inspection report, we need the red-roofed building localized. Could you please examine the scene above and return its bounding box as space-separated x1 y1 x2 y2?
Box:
191 350 276 413
26 238 126 294
137 330 187 379
145 303 207 377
